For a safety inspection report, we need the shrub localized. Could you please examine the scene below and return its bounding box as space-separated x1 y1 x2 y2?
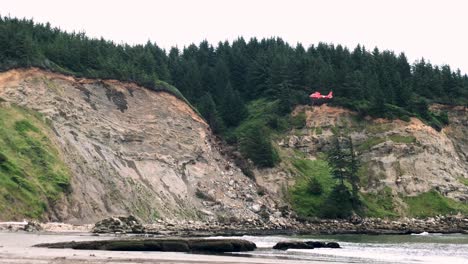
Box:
0 152 7 164
290 112 306 129
308 177 323 195
195 188 216 202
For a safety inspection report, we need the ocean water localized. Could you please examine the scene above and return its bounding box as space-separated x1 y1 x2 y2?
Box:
211 233 468 263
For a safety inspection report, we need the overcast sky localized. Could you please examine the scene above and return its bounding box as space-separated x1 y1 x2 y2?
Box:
2 0 467 74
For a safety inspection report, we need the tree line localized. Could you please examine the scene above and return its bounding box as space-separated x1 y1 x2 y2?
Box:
1 16 467 134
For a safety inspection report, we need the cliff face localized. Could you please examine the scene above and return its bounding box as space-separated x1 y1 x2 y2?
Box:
268 104 468 211
0 68 277 224
1 68 466 223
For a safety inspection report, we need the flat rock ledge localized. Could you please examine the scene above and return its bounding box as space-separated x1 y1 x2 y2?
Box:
273 241 340 250
34 238 257 253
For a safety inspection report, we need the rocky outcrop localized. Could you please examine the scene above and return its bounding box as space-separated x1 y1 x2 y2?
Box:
273 241 340 250
23 221 42 232
0 68 279 224
266 104 468 205
35 238 257 253
92 216 145 234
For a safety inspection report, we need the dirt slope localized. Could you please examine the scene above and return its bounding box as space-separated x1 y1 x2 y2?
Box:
0 68 279 224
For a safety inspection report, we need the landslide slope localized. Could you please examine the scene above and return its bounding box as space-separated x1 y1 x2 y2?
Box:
256 104 468 218
0 68 275 224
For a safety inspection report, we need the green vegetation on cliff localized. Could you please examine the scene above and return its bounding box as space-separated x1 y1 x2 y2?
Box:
361 187 398 218
289 158 334 217
404 190 468 218
0 104 71 220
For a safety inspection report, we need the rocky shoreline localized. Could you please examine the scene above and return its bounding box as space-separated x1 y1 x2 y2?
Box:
145 215 468 236
2 215 467 236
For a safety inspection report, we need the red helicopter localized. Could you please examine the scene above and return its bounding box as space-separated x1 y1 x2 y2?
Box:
309 91 333 105
309 91 333 100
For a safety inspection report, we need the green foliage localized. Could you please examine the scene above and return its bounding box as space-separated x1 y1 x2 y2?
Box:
0 16 465 138
403 190 468 217
196 93 225 134
325 136 362 215
357 162 370 188
231 99 288 143
388 135 416 144
458 177 468 186
14 120 40 133
361 187 398 218
0 152 7 164
357 137 386 152
356 135 416 153
289 159 334 217
219 82 248 127
0 17 192 106
308 177 323 195
290 112 307 129
320 184 354 219
0 105 71 220
239 123 279 168
366 123 393 134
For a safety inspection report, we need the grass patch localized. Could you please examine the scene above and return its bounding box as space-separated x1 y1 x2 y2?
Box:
0 104 71 220
458 177 468 186
357 162 370 187
361 187 398 218
367 123 393 134
289 158 335 217
403 190 468 218
357 137 386 152
357 135 416 152
315 127 323 135
388 135 416 144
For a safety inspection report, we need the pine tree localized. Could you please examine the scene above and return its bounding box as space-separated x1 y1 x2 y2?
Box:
325 136 362 216
239 123 279 167
220 82 248 127
327 137 347 186
197 93 225 134
347 137 361 206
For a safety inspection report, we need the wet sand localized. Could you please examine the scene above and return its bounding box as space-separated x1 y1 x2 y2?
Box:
0 232 328 264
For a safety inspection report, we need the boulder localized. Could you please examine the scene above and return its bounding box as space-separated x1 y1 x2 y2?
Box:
273 241 340 250
325 242 341 248
92 215 145 234
23 221 42 232
251 204 261 213
273 241 314 250
306 241 326 248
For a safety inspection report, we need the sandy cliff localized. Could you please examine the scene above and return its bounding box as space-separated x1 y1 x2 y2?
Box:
0 68 277 224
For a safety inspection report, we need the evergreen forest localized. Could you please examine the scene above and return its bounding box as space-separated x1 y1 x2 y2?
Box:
1 16 467 147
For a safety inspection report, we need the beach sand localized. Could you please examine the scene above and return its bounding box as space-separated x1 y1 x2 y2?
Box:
0 232 329 264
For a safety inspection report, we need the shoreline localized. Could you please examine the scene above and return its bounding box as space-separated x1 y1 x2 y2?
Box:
2 229 467 264
2 215 467 236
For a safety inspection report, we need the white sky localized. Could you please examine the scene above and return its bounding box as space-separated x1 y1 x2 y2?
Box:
2 0 467 74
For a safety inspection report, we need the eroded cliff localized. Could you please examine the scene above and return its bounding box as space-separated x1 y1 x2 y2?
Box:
0 68 278 224
261 104 468 217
